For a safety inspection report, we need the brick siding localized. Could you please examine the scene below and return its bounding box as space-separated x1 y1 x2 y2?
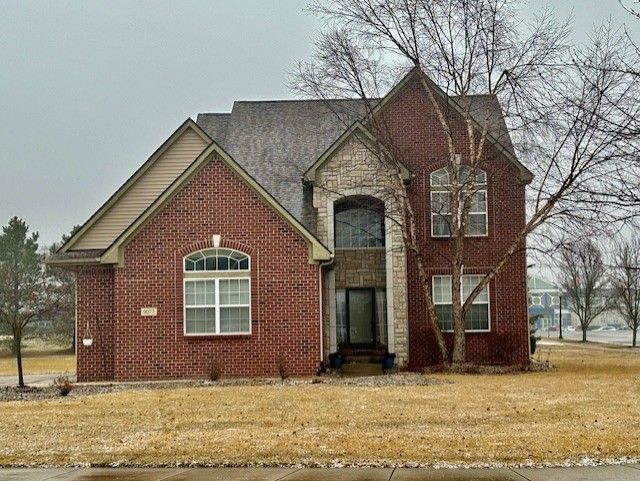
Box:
76 154 321 381
374 75 530 367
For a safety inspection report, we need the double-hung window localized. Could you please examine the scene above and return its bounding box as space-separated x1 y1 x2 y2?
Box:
430 166 488 237
183 248 251 335
432 275 490 332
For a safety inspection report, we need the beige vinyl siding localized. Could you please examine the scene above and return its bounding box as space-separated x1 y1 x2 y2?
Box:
73 129 208 250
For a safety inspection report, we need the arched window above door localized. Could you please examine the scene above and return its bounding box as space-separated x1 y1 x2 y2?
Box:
334 197 385 248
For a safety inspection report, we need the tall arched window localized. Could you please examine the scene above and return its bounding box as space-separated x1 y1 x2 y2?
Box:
183 248 251 335
430 166 488 237
334 197 385 248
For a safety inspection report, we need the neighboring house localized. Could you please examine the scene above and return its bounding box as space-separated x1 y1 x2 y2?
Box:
591 308 623 328
528 276 572 329
48 68 531 381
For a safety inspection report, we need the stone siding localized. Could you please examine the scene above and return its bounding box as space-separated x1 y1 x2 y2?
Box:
334 248 386 289
314 137 410 365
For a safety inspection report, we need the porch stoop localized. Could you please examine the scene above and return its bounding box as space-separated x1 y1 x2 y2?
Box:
340 362 383 377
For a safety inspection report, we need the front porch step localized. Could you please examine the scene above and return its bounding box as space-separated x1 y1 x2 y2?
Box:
340 349 387 364
341 362 383 377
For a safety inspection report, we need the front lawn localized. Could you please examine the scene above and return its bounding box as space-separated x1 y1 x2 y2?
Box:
0 351 75 376
0 342 638 467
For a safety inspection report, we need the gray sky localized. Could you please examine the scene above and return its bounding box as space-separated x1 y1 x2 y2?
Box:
1 0 638 246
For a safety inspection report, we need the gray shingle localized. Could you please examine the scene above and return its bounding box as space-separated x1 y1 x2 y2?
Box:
197 113 230 143
197 99 370 232
47 249 103 263
456 95 516 157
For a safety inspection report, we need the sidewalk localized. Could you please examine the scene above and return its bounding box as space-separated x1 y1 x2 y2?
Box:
0 374 62 387
1 465 639 481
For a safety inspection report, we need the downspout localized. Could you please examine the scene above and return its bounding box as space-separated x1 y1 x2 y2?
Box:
74 280 78 359
318 258 334 367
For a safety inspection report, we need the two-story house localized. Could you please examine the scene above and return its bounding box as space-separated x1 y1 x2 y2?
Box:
49 67 531 381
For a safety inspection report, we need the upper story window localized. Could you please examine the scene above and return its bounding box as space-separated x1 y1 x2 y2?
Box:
183 248 251 336
334 197 385 248
430 166 488 237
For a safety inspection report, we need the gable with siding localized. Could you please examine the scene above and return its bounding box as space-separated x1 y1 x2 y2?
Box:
67 124 209 251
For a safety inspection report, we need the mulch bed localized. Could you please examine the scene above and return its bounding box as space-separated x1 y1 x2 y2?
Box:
0 373 451 402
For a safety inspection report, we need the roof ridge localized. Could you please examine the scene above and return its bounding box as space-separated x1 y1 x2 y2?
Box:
452 93 497 98
233 98 380 104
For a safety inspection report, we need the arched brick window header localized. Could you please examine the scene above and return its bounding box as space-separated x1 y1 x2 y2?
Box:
177 239 255 258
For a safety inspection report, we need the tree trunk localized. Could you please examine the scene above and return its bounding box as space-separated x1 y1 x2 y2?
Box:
451 275 466 364
633 327 637 348
582 326 587 342
15 336 24 388
451 253 465 365
417 259 449 363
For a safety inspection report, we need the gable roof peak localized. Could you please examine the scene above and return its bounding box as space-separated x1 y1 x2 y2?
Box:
376 65 533 183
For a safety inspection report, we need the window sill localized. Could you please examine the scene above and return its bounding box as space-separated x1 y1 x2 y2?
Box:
184 332 252 338
431 234 489 239
441 329 491 334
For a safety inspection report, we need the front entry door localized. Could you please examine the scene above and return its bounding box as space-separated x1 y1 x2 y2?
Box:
348 288 375 347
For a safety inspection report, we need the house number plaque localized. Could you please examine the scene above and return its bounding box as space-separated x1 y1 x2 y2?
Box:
141 307 158 317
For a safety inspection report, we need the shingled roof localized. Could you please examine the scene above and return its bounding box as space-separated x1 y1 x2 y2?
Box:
197 95 517 234
197 99 370 232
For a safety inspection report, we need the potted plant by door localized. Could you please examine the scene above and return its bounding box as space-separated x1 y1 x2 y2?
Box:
382 352 396 372
329 352 343 370
337 341 353 365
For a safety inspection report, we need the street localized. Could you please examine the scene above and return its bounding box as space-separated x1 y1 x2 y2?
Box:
537 328 638 346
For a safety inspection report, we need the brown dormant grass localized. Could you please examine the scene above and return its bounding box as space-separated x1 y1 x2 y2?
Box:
0 351 75 376
0 342 638 467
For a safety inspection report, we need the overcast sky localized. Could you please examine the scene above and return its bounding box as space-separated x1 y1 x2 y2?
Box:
1 0 638 247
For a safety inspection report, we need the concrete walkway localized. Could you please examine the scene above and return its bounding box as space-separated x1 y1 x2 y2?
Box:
0 373 77 387
1 466 639 481
0 374 64 387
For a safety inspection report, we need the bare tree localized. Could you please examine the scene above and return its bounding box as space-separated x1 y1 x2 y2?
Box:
294 0 640 364
611 236 640 347
620 1 640 20
0 217 49 387
559 241 609 342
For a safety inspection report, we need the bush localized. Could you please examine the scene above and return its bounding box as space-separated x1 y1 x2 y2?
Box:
53 375 74 397
530 335 537 355
493 332 519 364
277 357 289 380
208 360 222 382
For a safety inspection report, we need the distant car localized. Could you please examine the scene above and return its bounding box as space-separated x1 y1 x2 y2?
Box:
548 325 558 331
567 325 576 332
597 325 617 331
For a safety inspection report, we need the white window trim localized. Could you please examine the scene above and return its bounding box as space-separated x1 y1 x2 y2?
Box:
430 190 488 238
183 248 251 273
183 277 252 336
429 166 487 187
432 274 491 333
